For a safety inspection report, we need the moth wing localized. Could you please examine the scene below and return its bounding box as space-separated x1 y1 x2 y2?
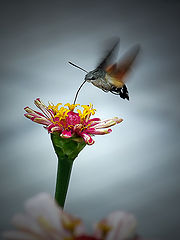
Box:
96 38 120 70
106 63 117 73
106 44 140 83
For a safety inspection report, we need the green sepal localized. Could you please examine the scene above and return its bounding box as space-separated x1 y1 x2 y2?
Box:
51 133 86 162
51 133 86 208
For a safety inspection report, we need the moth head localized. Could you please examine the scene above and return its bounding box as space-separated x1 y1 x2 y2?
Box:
85 69 104 82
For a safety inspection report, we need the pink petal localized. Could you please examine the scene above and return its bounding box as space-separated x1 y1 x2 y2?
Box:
89 118 101 122
50 126 62 133
53 117 60 122
73 124 83 132
24 114 52 126
87 128 112 135
34 98 54 119
93 118 123 129
47 123 61 132
60 130 72 138
24 107 47 118
80 133 94 145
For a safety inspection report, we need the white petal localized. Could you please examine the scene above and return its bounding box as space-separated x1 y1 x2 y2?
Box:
60 211 86 237
24 193 63 232
95 211 137 240
12 213 43 235
106 211 137 240
3 231 37 240
74 223 86 236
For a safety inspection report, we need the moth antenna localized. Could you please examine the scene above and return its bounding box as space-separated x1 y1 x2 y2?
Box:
73 80 87 105
69 61 88 73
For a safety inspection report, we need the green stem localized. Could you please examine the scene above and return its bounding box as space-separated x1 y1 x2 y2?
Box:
55 155 73 208
51 133 86 209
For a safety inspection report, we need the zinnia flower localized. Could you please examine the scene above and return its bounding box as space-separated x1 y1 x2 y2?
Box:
24 98 123 145
3 193 145 240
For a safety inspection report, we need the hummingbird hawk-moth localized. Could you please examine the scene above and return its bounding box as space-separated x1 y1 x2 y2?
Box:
69 38 140 104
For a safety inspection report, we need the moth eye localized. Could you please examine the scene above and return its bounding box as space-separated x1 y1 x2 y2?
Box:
91 76 96 80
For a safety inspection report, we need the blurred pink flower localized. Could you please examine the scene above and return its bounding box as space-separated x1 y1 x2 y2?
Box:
3 193 145 240
3 193 84 240
24 98 123 145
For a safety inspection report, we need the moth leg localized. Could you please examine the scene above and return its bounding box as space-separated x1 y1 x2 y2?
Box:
102 88 109 93
110 90 119 95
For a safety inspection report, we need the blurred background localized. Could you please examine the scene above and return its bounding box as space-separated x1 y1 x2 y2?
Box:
0 0 180 239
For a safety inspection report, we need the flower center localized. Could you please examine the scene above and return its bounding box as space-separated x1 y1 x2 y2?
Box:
48 102 96 131
66 112 81 126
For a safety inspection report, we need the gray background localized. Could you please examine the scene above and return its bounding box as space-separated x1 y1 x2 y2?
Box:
0 0 180 239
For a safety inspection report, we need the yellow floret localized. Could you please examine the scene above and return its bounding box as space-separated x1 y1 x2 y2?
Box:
48 102 96 121
48 103 62 114
81 103 96 119
55 107 70 120
64 103 80 111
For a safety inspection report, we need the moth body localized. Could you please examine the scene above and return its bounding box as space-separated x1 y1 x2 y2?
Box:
70 38 140 103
